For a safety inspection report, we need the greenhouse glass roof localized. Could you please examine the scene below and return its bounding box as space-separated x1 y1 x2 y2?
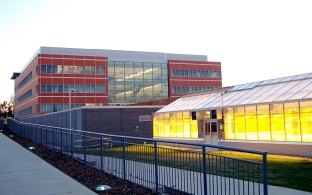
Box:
157 73 312 113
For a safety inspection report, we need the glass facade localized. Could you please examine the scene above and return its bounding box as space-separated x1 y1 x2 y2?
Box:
108 61 168 103
153 111 198 138
224 101 312 142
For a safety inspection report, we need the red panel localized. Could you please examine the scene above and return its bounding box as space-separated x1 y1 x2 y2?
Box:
40 58 52 64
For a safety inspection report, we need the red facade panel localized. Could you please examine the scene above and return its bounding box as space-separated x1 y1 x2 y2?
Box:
168 60 222 98
15 53 109 118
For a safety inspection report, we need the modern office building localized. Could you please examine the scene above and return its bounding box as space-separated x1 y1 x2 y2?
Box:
12 47 222 118
153 73 312 156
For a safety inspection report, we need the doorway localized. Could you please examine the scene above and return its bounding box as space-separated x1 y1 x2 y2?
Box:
204 121 219 144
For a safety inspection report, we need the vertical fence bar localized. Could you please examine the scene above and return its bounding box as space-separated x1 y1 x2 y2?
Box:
122 138 126 180
52 127 55 149
71 130 73 157
263 152 268 195
40 125 43 144
45 126 48 147
84 132 87 162
101 135 103 171
61 128 63 153
154 141 159 193
202 146 207 195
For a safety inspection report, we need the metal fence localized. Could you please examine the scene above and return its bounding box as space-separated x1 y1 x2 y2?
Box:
8 118 268 195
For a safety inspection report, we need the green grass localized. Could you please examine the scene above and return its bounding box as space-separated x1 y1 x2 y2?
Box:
77 145 312 192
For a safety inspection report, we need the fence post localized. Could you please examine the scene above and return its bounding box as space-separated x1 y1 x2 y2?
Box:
154 141 159 193
122 138 126 180
202 145 208 195
263 152 268 195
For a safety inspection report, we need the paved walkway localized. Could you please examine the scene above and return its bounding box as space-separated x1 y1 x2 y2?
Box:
0 132 96 195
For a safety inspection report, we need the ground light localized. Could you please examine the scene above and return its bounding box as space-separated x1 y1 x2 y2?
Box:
28 146 35 150
95 185 111 192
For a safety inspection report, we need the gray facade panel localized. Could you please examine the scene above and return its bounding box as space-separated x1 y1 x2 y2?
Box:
22 106 162 138
39 47 207 62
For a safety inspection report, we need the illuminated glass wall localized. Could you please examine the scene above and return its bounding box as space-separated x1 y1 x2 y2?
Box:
108 61 168 104
153 111 198 138
224 100 312 142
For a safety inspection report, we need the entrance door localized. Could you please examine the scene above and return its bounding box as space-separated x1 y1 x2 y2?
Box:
204 121 219 144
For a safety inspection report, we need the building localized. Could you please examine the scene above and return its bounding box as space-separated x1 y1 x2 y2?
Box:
153 73 312 156
22 106 162 138
12 47 222 119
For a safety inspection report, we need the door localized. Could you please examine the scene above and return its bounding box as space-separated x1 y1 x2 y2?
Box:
204 121 219 144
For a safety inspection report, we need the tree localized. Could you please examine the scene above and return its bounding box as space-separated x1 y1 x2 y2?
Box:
0 96 14 117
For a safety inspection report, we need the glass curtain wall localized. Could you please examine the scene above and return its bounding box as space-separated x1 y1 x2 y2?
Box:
223 100 312 142
108 61 168 104
153 111 198 138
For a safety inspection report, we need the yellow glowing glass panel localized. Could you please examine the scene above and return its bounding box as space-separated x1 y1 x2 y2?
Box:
284 102 301 142
245 106 258 140
163 113 171 137
270 104 285 141
224 108 235 139
169 113 176 137
176 118 184 138
190 120 198 138
183 112 191 138
300 101 312 142
234 107 246 140
257 105 271 140
153 115 159 137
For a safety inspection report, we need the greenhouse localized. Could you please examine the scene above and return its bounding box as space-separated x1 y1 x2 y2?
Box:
153 73 312 144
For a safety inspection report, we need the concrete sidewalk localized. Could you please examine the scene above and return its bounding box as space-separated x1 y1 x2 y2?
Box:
0 132 96 195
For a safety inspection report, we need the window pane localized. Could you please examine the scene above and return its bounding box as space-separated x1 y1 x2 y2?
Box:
245 106 258 140
257 105 271 140
234 107 246 140
300 101 312 142
270 104 285 141
284 102 300 141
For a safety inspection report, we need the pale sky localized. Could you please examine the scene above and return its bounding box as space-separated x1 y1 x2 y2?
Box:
1 0 312 101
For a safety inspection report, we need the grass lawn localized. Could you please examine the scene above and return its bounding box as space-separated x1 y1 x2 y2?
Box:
212 151 312 192
78 145 312 192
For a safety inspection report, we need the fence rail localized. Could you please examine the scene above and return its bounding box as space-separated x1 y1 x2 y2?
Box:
8 118 268 195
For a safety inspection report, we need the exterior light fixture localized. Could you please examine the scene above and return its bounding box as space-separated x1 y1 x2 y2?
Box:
28 146 35 150
9 135 14 138
95 185 111 192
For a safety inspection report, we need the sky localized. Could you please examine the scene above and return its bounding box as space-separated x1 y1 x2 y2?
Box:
0 0 312 101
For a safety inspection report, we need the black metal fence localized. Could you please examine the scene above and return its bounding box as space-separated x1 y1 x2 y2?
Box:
8 118 268 195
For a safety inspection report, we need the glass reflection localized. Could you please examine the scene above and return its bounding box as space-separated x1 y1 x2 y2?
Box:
108 61 168 103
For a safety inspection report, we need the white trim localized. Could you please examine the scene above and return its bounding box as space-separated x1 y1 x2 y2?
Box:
169 79 221 82
169 62 221 66
220 139 312 145
38 76 107 79
38 95 108 98
39 56 107 61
